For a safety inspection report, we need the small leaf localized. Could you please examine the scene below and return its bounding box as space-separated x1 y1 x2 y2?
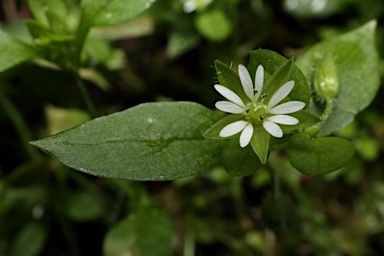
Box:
195 10 233 42
66 191 105 221
31 102 222 181
81 0 156 27
103 207 173 256
9 222 46 256
296 21 380 136
222 139 263 176
27 0 69 33
286 133 355 175
0 29 36 72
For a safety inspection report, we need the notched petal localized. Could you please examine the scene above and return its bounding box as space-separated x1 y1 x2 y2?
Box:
220 120 249 137
255 65 264 98
267 115 298 125
268 80 295 108
215 101 245 114
269 101 305 114
238 64 254 100
240 123 254 147
263 120 283 138
214 85 245 107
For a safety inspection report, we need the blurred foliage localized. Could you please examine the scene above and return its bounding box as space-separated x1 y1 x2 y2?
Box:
0 0 384 255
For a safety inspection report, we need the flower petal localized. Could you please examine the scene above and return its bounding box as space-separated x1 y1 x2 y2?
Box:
267 115 298 125
269 101 305 114
240 123 254 148
263 120 283 138
238 64 254 100
219 120 249 137
215 101 245 114
254 65 264 100
267 80 295 108
214 85 245 107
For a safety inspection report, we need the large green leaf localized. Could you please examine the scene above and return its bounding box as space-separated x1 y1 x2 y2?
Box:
0 29 36 72
30 102 222 181
81 0 156 27
296 21 380 136
103 207 173 256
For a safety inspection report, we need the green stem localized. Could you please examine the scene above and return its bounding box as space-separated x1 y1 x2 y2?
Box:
0 88 39 159
321 97 333 122
266 162 280 200
266 162 287 232
73 70 97 118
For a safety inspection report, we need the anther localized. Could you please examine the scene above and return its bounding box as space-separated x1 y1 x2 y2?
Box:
254 89 258 94
245 109 250 113
261 94 267 99
259 116 264 121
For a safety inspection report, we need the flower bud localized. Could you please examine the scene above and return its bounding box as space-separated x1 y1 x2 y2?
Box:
314 53 339 100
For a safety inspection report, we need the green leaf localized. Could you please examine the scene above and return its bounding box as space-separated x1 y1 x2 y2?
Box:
248 49 311 107
27 0 69 33
0 29 36 72
250 125 270 164
103 207 173 256
30 102 222 181
286 133 355 175
222 139 263 176
66 191 105 221
296 21 380 136
9 222 46 256
81 0 156 27
195 10 233 42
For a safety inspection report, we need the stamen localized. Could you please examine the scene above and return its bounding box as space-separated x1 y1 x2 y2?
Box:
261 94 267 99
245 109 250 113
259 115 264 121
254 89 258 94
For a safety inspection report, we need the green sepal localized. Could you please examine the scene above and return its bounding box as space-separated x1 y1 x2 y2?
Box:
214 60 248 102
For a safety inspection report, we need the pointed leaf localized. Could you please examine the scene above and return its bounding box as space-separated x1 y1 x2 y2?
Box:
31 102 222 181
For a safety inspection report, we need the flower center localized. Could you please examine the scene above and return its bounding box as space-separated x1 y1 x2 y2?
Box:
246 103 266 124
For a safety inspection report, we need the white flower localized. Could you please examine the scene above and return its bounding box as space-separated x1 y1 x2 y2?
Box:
215 64 305 148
